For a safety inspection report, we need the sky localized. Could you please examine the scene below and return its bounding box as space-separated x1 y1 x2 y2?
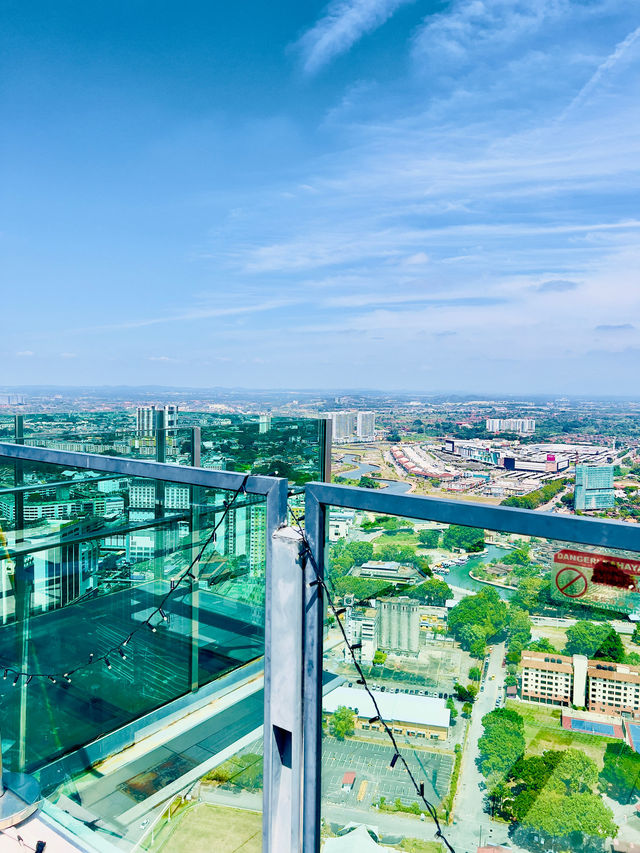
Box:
1 0 639 395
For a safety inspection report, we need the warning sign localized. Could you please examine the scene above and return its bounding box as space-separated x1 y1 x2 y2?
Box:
552 549 640 613
555 567 588 598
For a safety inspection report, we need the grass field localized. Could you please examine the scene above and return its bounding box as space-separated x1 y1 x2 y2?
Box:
506 700 618 767
151 804 261 853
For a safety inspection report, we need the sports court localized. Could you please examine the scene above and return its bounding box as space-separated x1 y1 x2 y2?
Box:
562 711 624 739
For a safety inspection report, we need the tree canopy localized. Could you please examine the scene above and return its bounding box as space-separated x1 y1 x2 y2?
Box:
442 524 485 553
404 577 452 605
328 706 355 740
478 708 525 779
600 742 640 802
563 621 625 662
448 588 507 655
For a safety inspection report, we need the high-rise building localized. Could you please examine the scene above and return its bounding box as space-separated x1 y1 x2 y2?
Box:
485 418 535 434
32 518 101 611
136 405 179 437
574 464 614 511
378 597 420 655
325 411 356 443
356 411 376 442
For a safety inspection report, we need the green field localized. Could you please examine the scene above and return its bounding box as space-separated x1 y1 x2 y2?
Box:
150 803 261 853
506 700 619 767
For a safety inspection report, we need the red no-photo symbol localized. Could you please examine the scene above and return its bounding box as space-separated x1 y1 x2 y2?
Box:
555 567 588 598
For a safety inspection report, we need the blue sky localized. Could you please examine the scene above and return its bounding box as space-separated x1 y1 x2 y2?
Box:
2 0 639 394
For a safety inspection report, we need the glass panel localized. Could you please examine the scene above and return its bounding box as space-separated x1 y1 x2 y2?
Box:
0 452 265 851
322 508 640 852
2 411 328 482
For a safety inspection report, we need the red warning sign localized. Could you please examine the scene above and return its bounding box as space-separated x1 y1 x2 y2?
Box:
555 567 588 598
552 549 640 612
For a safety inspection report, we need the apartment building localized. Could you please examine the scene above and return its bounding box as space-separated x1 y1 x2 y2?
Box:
520 650 640 717
520 651 577 707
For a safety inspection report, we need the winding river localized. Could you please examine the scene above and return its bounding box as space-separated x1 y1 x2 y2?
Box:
335 454 514 598
335 454 412 495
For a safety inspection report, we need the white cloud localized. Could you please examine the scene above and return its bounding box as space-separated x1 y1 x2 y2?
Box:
296 0 414 74
16 350 34 357
59 352 77 358
563 24 640 117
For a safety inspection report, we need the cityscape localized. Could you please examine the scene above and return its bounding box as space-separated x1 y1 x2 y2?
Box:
0 391 639 851
2 0 639 850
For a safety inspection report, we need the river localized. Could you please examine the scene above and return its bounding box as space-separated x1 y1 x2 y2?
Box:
443 545 514 600
335 453 412 495
336 455 513 598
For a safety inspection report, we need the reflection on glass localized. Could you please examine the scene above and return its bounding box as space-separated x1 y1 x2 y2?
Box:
0 454 266 851
321 510 640 852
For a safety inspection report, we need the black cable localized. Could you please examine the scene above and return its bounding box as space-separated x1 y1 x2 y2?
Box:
0 476 249 684
290 509 456 853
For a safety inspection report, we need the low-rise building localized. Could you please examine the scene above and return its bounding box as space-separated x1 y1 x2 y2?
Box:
323 686 450 740
356 561 420 584
520 650 640 717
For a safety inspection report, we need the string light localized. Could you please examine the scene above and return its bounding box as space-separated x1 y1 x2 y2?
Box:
0 475 249 689
290 508 456 853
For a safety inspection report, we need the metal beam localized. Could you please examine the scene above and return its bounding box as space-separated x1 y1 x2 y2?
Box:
263 525 304 853
305 481 640 552
0 442 280 496
301 487 326 853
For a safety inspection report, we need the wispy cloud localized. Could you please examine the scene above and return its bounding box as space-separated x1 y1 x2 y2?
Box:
564 24 640 116
296 0 414 74
595 323 635 332
16 350 34 357
535 279 579 293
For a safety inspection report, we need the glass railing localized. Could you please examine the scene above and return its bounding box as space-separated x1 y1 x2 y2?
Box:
0 449 268 851
6 411 329 484
317 503 640 852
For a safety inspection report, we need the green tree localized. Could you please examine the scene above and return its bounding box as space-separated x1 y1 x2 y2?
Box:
442 524 485 553
564 621 624 662
373 650 387 665
345 541 374 566
405 577 452 605
478 725 525 779
593 629 625 663
458 623 489 658
469 666 482 682
632 624 640 645
446 696 458 721
512 576 548 611
462 701 473 717
506 606 532 647
552 749 598 794
448 588 507 649
527 638 557 653
503 546 531 566
418 529 440 548
521 791 617 839
328 706 355 741
478 708 525 779
600 743 640 802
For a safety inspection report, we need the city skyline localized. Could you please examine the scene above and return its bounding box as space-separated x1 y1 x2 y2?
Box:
2 0 639 393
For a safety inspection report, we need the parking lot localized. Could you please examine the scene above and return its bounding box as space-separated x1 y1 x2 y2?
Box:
322 738 454 812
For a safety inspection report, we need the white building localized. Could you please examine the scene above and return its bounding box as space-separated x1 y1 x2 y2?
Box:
486 418 535 435
136 405 179 437
378 597 420 655
356 412 376 442
325 412 356 443
344 606 378 665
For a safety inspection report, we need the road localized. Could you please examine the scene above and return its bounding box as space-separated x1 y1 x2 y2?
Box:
449 642 516 853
